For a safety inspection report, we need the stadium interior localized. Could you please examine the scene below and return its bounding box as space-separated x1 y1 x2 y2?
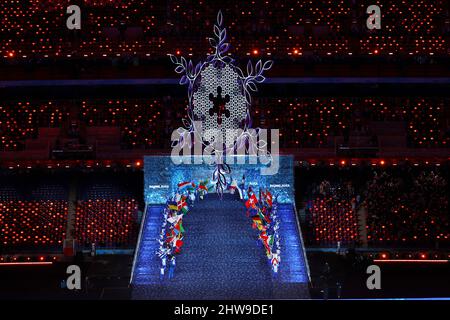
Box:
0 0 449 301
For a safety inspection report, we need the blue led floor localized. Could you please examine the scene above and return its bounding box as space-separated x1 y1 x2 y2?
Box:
131 194 309 299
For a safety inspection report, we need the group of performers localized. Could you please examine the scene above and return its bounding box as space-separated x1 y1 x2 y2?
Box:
157 179 214 279
157 177 281 279
245 187 281 273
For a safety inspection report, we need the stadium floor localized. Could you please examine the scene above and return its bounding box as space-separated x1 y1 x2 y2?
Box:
132 194 309 299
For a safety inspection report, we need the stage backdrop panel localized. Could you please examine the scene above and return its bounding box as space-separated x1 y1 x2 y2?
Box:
144 155 294 204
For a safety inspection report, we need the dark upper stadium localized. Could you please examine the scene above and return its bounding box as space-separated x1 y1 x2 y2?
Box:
0 0 449 79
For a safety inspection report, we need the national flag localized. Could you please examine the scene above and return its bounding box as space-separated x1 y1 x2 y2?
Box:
178 181 195 192
198 184 208 191
165 230 175 243
167 214 181 225
257 208 266 223
260 230 267 239
252 216 266 231
175 239 184 249
177 198 189 214
266 191 273 207
252 216 262 224
268 234 274 246
252 215 263 229
245 194 258 209
174 220 185 234
261 209 271 224
261 237 271 254
199 179 215 192
174 238 183 254
263 242 271 255
167 200 178 210
260 232 274 250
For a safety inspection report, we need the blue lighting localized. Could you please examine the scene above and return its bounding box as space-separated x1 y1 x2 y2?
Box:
144 155 295 204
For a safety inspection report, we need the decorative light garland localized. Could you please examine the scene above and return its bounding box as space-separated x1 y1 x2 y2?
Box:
169 11 273 197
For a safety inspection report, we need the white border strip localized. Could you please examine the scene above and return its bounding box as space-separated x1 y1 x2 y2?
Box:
129 202 148 285
293 202 312 283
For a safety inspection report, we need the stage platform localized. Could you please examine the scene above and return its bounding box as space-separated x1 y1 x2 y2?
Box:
131 194 310 299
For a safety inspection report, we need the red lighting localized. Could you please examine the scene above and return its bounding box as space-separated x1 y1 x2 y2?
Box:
253 49 259 55
380 160 385 165
136 161 141 167
374 259 448 264
0 262 53 266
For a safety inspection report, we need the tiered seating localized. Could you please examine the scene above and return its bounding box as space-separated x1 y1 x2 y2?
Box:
0 97 448 151
255 97 450 148
0 179 68 249
360 97 448 147
309 197 359 245
365 169 449 246
0 172 141 250
80 99 165 149
405 98 448 147
0 101 67 151
359 0 448 55
253 97 354 147
0 200 67 247
0 0 447 60
0 185 20 200
31 184 68 200
75 198 138 248
300 166 449 247
75 175 139 248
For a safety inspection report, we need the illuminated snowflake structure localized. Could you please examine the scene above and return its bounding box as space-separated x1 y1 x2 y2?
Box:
169 11 273 195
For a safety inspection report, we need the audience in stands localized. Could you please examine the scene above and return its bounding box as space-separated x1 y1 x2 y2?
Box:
365 168 449 247
304 175 360 246
0 179 68 249
0 0 448 63
75 198 138 248
301 165 449 248
0 172 141 250
1 97 448 151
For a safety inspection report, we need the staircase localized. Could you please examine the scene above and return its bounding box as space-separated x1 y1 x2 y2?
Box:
131 194 310 299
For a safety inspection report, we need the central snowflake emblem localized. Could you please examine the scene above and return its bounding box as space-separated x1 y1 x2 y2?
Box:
169 10 273 153
193 64 247 145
